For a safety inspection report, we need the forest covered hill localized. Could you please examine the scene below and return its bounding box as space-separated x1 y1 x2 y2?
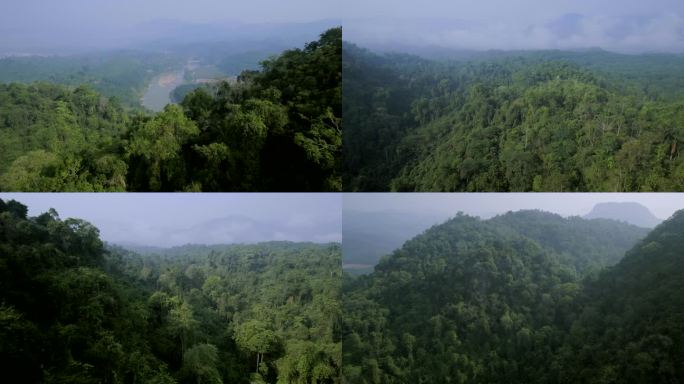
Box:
341 209 676 383
0 198 341 383
0 28 341 191
342 43 684 191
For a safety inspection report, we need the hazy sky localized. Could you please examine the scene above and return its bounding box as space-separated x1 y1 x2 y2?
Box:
0 193 341 247
0 0 339 53
344 193 684 221
343 0 684 53
2 0 338 27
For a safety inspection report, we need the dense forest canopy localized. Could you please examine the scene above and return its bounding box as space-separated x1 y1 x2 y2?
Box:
0 28 341 191
0 198 341 383
342 42 684 191
341 209 683 383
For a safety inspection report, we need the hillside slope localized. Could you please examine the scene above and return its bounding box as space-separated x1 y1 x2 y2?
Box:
342 210 648 383
562 210 684 382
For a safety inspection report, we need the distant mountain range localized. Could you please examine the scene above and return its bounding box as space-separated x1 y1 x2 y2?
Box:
584 202 662 228
0 19 339 55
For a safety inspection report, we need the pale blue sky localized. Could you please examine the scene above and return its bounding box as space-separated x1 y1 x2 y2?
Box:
2 0 339 27
0 193 342 247
0 0 339 53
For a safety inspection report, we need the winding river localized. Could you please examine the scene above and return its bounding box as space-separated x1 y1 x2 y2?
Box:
141 69 185 112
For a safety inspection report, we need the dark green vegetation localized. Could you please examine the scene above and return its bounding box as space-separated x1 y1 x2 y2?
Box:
343 43 684 191
0 28 341 191
0 199 341 383
341 210 684 383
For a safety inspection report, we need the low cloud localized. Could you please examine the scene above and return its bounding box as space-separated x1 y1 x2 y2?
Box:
345 13 684 53
105 214 341 247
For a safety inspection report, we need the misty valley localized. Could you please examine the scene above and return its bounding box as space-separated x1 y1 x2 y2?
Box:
0 25 341 192
0 198 341 383
342 206 684 383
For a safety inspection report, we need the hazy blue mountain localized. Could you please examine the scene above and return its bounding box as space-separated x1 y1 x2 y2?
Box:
107 214 340 248
584 202 662 228
342 210 451 270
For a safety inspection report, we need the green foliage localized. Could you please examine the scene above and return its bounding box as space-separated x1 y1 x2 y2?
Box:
342 210 656 383
0 28 341 191
0 199 341 383
0 83 129 191
177 27 342 191
235 320 279 356
127 104 199 191
559 211 684 382
343 43 684 191
180 344 223 384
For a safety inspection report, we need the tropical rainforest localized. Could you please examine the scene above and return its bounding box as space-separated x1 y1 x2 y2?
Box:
0 199 341 383
0 28 341 191
342 209 684 383
343 43 684 191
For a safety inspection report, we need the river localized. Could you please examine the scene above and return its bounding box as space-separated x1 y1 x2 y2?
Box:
141 69 185 112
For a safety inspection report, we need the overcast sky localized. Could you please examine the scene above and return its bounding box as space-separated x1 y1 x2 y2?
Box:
0 193 341 247
0 0 339 53
343 0 684 53
2 0 338 27
345 193 684 221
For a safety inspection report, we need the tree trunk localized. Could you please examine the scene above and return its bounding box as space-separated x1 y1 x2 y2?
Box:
256 353 260 373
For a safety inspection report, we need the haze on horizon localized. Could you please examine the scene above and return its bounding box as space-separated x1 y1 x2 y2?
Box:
0 0 340 54
342 0 684 54
344 193 684 223
0 193 342 247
